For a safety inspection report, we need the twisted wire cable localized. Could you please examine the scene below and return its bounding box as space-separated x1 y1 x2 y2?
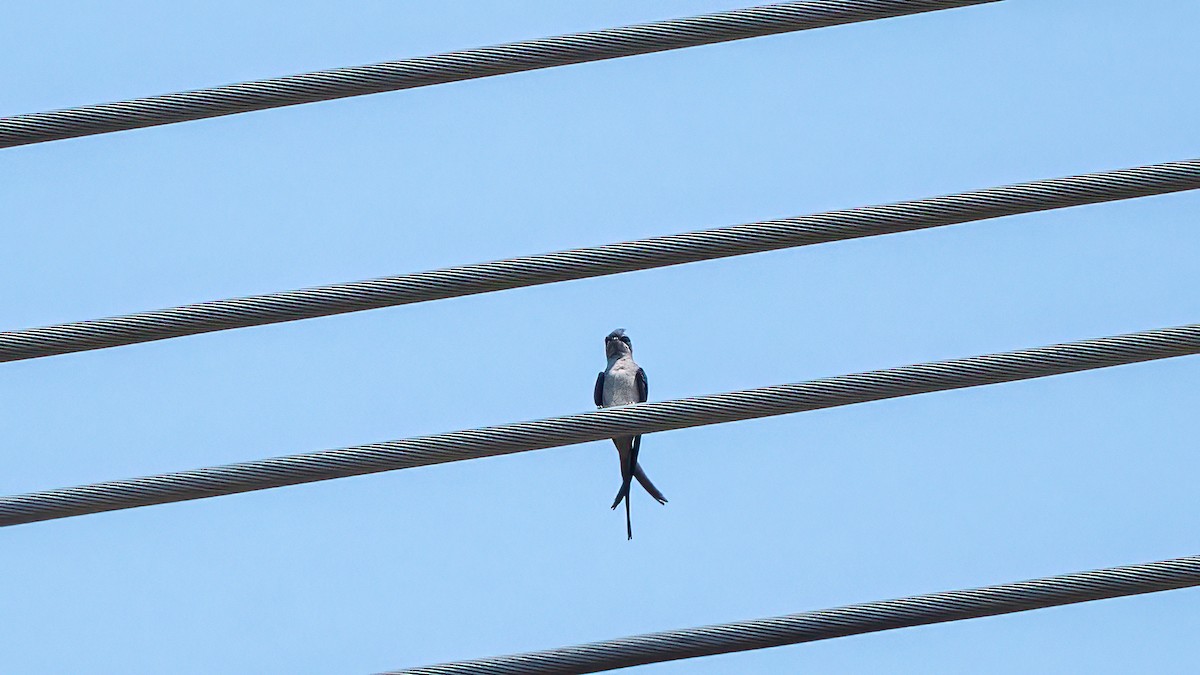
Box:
4 158 1198 364
0 0 999 149
2 323 1198 527
386 554 1200 674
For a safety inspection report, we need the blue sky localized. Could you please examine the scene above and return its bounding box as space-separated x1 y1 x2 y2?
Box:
3 1 1199 673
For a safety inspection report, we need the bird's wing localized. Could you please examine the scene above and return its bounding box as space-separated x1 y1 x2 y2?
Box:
632 367 648 465
594 371 606 407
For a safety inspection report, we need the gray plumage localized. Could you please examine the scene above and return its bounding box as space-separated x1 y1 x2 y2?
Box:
595 328 667 540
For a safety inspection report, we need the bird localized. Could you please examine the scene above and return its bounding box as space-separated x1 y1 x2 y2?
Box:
594 328 667 540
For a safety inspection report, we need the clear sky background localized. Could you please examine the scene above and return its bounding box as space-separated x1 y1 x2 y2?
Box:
3 1 1199 673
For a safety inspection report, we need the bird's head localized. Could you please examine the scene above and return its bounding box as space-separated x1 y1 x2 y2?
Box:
605 328 633 359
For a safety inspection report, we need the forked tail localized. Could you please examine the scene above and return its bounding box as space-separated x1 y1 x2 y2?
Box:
611 437 638 540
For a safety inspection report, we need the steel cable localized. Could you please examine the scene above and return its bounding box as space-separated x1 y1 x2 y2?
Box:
3 158 1198 364
0 0 998 149
385 554 1200 674
2 323 1198 527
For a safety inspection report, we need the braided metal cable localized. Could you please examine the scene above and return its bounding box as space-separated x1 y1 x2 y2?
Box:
0 0 998 149
387 555 1200 674
2 323 1198 527
4 159 1198 364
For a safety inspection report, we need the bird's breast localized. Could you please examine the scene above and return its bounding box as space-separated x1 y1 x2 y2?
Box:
602 361 640 407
